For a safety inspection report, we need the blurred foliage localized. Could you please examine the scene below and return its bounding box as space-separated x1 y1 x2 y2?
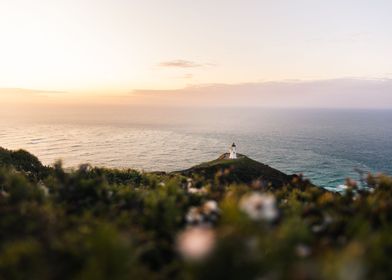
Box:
0 148 392 279
0 147 50 181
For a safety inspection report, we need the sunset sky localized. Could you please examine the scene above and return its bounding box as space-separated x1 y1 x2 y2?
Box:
0 0 391 107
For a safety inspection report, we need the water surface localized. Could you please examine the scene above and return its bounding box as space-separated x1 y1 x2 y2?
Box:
1 107 391 190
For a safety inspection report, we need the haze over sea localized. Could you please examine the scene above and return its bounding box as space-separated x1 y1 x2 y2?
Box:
1 107 391 191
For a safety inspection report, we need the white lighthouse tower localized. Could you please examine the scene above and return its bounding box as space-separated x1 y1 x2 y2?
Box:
229 142 237 159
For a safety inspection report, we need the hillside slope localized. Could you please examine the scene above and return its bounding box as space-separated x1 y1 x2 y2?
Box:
175 153 296 187
0 147 50 180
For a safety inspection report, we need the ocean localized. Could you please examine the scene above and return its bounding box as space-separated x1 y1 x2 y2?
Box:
1 107 391 190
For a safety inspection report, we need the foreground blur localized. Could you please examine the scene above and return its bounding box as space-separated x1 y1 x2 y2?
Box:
0 147 392 279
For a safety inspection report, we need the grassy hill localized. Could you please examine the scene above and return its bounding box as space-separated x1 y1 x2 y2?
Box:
176 153 296 187
0 147 50 180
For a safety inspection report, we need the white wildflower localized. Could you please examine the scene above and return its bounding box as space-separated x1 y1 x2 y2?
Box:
37 181 49 196
202 200 220 225
186 207 204 225
177 227 215 261
188 187 207 194
203 200 219 215
186 200 220 226
187 178 193 188
240 193 278 222
0 190 9 198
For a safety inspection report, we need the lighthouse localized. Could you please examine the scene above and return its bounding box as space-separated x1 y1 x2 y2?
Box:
229 143 237 159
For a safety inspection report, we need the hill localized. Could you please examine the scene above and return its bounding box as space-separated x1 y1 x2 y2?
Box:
0 147 50 180
175 153 296 187
0 147 298 188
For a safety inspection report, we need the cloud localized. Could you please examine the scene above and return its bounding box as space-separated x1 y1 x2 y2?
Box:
130 78 392 108
158 59 207 68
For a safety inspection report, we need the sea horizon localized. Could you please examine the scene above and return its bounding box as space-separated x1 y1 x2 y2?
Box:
2 106 391 191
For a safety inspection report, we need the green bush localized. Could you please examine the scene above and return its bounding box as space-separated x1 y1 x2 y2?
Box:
1 148 392 279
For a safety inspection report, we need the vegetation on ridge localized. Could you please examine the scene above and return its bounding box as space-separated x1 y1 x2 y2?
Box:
176 153 296 187
0 147 392 279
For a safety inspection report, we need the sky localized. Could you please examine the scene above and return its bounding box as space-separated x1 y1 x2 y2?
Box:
0 0 391 107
